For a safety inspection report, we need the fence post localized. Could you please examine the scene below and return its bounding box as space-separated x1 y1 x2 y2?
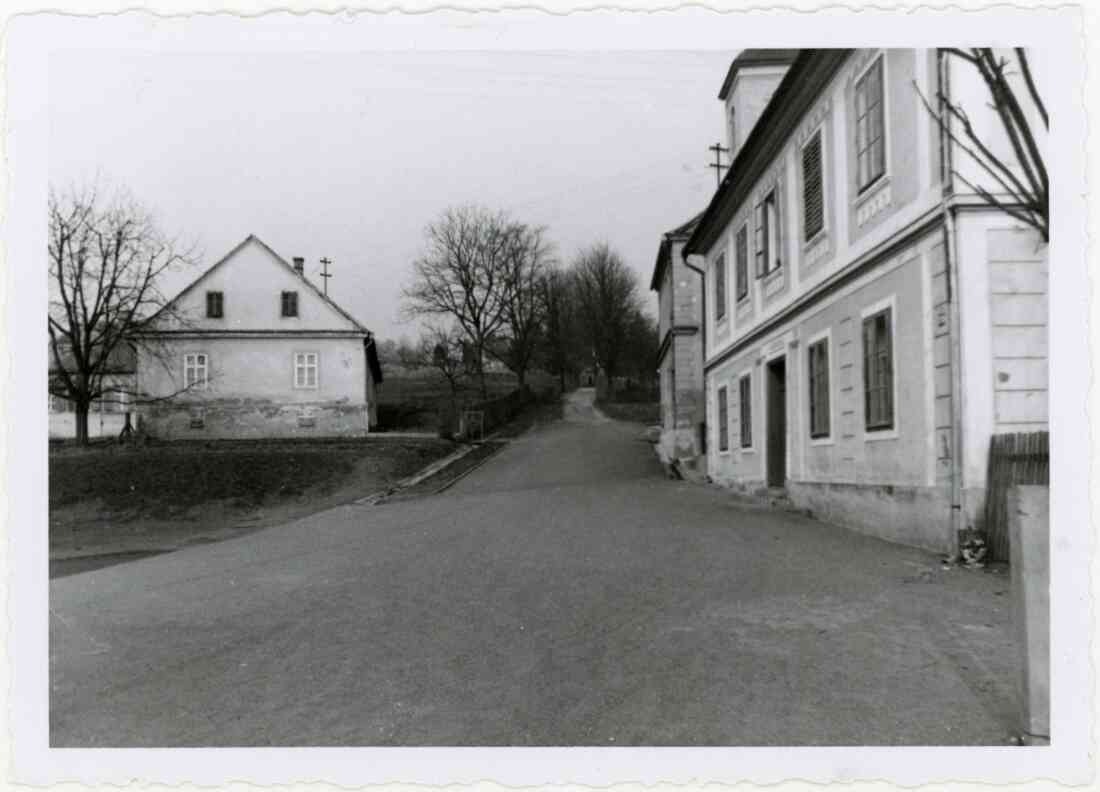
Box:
1008 484 1050 744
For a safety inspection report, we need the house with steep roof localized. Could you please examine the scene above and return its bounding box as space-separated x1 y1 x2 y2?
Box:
135 234 383 439
684 49 1048 556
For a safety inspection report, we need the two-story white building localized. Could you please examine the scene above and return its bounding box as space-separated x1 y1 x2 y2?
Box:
683 49 1048 554
136 234 383 439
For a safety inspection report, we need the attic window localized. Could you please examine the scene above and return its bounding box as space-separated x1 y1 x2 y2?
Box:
281 291 299 318
206 291 224 318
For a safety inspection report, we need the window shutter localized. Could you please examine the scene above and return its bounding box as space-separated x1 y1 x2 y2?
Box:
862 317 874 428
772 188 783 271
802 132 824 241
754 203 765 277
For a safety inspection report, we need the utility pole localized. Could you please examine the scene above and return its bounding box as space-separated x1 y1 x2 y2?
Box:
708 142 730 189
318 257 333 296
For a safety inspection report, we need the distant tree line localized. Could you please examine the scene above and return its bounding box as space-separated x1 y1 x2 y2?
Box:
397 204 656 403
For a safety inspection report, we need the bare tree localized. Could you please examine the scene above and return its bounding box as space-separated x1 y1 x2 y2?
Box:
918 48 1048 242
48 183 196 444
403 205 516 398
416 325 469 408
487 223 554 388
571 242 643 396
538 266 582 392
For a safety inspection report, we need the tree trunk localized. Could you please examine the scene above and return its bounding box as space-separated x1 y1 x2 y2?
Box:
476 353 488 400
75 402 90 446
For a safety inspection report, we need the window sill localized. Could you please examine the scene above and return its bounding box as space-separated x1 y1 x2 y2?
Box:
802 228 828 253
863 427 899 442
854 175 891 209
755 265 783 283
739 446 756 454
810 435 835 447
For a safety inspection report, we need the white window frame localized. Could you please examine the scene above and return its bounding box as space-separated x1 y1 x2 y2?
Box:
800 125 828 246
183 352 209 391
806 327 834 446
294 351 320 390
853 51 891 199
860 294 899 442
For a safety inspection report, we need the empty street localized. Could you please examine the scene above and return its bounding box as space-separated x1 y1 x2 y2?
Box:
50 390 1019 746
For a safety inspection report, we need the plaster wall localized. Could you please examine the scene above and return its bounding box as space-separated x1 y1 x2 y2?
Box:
704 49 942 366
706 234 954 551
157 237 358 332
955 213 1048 528
137 336 369 439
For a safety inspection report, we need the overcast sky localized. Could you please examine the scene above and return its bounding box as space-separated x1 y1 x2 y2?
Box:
49 50 732 340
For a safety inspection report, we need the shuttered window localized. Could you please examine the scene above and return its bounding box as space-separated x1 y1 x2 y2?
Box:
739 374 753 448
855 57 886 191
717 386 729 452
862 308 894 430
808 338 830 438
206 291 224 318
802 130 825 241
281 291 299 318
735 225 749 301
714 253 727 321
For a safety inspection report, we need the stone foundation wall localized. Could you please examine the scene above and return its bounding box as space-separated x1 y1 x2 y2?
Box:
787 480 953 553
141 397 369 440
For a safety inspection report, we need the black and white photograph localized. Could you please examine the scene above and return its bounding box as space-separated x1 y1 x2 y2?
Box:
4 1 1092 787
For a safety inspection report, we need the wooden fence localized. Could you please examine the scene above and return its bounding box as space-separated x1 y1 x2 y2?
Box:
983 431 1049 562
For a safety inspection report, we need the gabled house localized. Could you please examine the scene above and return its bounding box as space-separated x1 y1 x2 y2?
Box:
683 49 1048 555
651 211 706 477
135 234 383 439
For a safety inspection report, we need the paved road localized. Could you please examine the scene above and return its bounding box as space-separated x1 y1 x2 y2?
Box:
50 388 1019 746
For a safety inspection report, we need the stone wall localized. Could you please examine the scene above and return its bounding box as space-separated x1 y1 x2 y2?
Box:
141 397 369 440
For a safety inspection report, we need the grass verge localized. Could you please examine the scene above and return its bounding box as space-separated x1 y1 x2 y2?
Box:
49 436 456 576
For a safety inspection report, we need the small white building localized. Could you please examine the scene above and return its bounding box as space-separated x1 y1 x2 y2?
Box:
136 234 382 439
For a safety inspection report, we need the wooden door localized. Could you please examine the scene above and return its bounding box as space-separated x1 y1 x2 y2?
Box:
767 357 787 488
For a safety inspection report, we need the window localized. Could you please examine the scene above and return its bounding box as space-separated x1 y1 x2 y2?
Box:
735 225 749 301
714 253 727 321
206 291 224 318
717 386 729 452
808 338 831 438
184 353 208 390
294 352 319 389
855 56 886 192
802 130 825 241
739 374 753 448
754 189 781 277
862 308 894 430
281 291 299 318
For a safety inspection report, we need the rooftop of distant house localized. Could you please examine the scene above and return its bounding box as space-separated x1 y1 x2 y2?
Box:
718 49 801 100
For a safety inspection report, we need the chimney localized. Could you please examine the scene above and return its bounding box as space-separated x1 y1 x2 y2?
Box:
292 256 305 275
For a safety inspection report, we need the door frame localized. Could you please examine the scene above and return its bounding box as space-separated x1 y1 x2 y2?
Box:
764 352 788 489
